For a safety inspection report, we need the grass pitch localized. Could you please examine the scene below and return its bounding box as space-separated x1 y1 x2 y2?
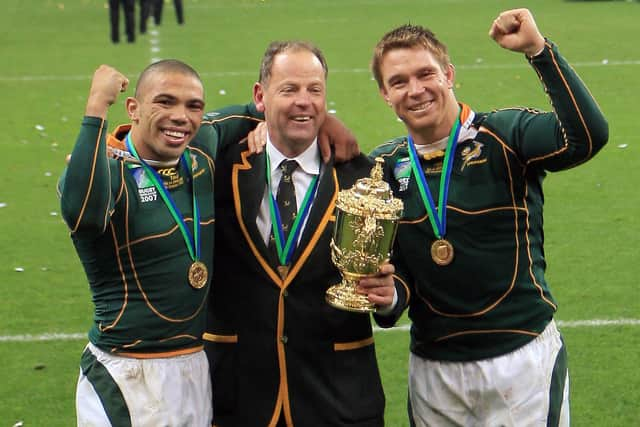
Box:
1 0 638 425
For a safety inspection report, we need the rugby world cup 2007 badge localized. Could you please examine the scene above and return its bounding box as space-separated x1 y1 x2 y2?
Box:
393 157 411 192
129 166 158 203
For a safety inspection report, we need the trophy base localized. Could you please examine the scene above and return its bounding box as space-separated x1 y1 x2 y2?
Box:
325 282 376 313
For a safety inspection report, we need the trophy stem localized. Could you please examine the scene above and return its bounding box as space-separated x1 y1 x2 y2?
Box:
325 273 376 313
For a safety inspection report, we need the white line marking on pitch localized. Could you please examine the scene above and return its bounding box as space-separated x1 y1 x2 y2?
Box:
373 318 640 333
1 60 639 82
0 332 86 343
149 27 161 63
0 319 638 343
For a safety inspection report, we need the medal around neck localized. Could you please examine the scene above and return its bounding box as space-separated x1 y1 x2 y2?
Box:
125 134 208 290
326 158 404 313
188 261 208 289
430 239 454 266
408 108 462 267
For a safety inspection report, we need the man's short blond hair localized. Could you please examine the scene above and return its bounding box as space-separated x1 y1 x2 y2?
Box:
371 24 451 88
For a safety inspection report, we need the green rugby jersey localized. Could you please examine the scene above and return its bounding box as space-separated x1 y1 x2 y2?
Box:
59 105 260 356
371 41 608 361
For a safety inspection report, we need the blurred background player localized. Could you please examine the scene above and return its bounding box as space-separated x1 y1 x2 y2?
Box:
140 0 184 34
108 0 135 43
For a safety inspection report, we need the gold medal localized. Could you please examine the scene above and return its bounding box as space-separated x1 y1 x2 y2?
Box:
188 261 208 289
431 239 454 266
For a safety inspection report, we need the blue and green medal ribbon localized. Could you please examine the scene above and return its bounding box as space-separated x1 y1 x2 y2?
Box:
124 134 202 270
407 109 462 242
265 153 319 267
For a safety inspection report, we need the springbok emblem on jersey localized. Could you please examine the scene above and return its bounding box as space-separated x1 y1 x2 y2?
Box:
460 141 485 171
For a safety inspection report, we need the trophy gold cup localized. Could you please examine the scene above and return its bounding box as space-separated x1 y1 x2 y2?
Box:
325 157 404 313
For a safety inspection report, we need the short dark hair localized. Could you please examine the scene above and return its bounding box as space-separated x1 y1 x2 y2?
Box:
371 24 450 88
135 59 202 97
258 41 328 85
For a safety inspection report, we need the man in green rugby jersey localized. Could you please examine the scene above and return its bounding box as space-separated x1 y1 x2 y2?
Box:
59 60 266 426
369 8 608 426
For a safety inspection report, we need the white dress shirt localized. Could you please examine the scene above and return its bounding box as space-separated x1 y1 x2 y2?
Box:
257 136 321 245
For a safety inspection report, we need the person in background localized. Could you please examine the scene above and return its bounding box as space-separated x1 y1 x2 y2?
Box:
204 40 408 426
139 0 151 34
141 0 184 33
369 8 608 427
108 0 135 43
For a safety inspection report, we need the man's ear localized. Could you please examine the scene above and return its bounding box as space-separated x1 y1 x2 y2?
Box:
253 82 266 113
125 97 140 123
445 63 456 89
379 87 392 107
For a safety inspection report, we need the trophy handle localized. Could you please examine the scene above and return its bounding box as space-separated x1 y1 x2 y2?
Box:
330 239 342 266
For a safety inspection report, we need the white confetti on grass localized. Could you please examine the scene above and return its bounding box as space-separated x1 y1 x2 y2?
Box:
0 202 6 208
14 267 24 272
617 144 628 149
35 124 45 131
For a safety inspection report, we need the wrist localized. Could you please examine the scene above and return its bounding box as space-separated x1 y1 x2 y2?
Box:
525 37 546 58
84 99 110 119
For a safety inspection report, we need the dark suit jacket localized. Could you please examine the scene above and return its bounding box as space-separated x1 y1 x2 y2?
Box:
204 141 408 427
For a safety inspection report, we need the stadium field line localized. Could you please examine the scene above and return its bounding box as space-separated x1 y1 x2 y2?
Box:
0 318 638 343
1 59 639 82
373 318 640 333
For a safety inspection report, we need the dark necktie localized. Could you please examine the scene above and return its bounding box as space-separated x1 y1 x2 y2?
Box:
269 159 298 257
276 159 298 241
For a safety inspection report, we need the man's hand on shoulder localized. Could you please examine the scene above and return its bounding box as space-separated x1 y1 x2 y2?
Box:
318 114 360 164
246 121 267 155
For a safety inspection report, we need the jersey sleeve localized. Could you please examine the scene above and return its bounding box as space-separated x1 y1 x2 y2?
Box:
486 40 609 171
196 103 264 159
58 116 120 237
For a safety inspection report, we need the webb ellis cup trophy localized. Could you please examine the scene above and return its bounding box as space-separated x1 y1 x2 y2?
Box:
326 157 404 313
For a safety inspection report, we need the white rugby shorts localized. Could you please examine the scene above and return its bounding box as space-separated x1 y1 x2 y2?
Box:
409 320 570 427
76 343 212 427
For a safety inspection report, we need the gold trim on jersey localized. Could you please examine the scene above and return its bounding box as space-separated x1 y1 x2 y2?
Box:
334 336 375 351
116 345 204 359
71 118 106 234
202 333 238 343
435 328 539 342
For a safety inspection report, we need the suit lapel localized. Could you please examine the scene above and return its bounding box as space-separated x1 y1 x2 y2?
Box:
232 150 277 267
232 151 339 287
289 160 338 268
